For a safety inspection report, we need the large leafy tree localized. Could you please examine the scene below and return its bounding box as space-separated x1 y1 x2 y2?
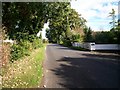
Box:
2 2 47 41
46 2 87 44
47 2 71 43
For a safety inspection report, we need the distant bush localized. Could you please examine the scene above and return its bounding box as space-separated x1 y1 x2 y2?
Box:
42 39 48 43
93 31 117 44
32 37 42 49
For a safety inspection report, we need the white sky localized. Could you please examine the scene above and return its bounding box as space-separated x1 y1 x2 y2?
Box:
38 22 49 39
71 0 119 31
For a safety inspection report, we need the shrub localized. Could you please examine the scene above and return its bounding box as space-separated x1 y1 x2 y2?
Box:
10 35 43 62
10 40 31 62
32 37 42 49
42 39 48 43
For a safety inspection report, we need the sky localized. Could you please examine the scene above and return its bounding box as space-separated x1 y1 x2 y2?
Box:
41 22 49 39
118 1 120 19
71 0 119 31
37 22 49 39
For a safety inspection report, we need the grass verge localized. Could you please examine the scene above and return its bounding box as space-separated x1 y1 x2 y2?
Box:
2 44 46 88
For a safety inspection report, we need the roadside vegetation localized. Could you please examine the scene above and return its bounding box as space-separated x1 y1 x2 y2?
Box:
2 44 46 88
2 2 49 88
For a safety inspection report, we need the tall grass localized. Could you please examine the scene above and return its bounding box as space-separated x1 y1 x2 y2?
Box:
2 44 46 88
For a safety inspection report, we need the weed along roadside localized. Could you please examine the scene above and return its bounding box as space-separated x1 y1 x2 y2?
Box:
2 44 46 88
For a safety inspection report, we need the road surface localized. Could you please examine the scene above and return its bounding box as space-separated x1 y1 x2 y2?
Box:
43 44 119 88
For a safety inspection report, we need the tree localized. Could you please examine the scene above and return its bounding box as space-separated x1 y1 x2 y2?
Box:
2 2 47 41
83 27 93 42
93 31 116 44
46 2 87 45
108 8 120 43
109 8 116 31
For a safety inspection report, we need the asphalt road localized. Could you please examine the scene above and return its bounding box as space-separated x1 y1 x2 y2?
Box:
43 44 119 88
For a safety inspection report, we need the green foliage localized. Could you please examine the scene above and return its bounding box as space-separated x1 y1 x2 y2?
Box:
112 25 120 44
71 34 81 42
46 3 87 46
62 38 72 47
92 31 118 44
10 37 42 62
2 2 47 40
31 37 42 49
42 39 48 43
83 27 93 42
115 26 120 44
10 41 31 61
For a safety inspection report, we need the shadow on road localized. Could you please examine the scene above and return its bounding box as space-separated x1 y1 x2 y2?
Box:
50 56 119 88
80 53 120 61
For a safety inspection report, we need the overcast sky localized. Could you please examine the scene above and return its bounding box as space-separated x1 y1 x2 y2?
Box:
71 0 119 31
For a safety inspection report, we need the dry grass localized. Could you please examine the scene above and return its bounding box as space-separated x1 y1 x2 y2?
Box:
2 43 11 66
0 42 11 89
